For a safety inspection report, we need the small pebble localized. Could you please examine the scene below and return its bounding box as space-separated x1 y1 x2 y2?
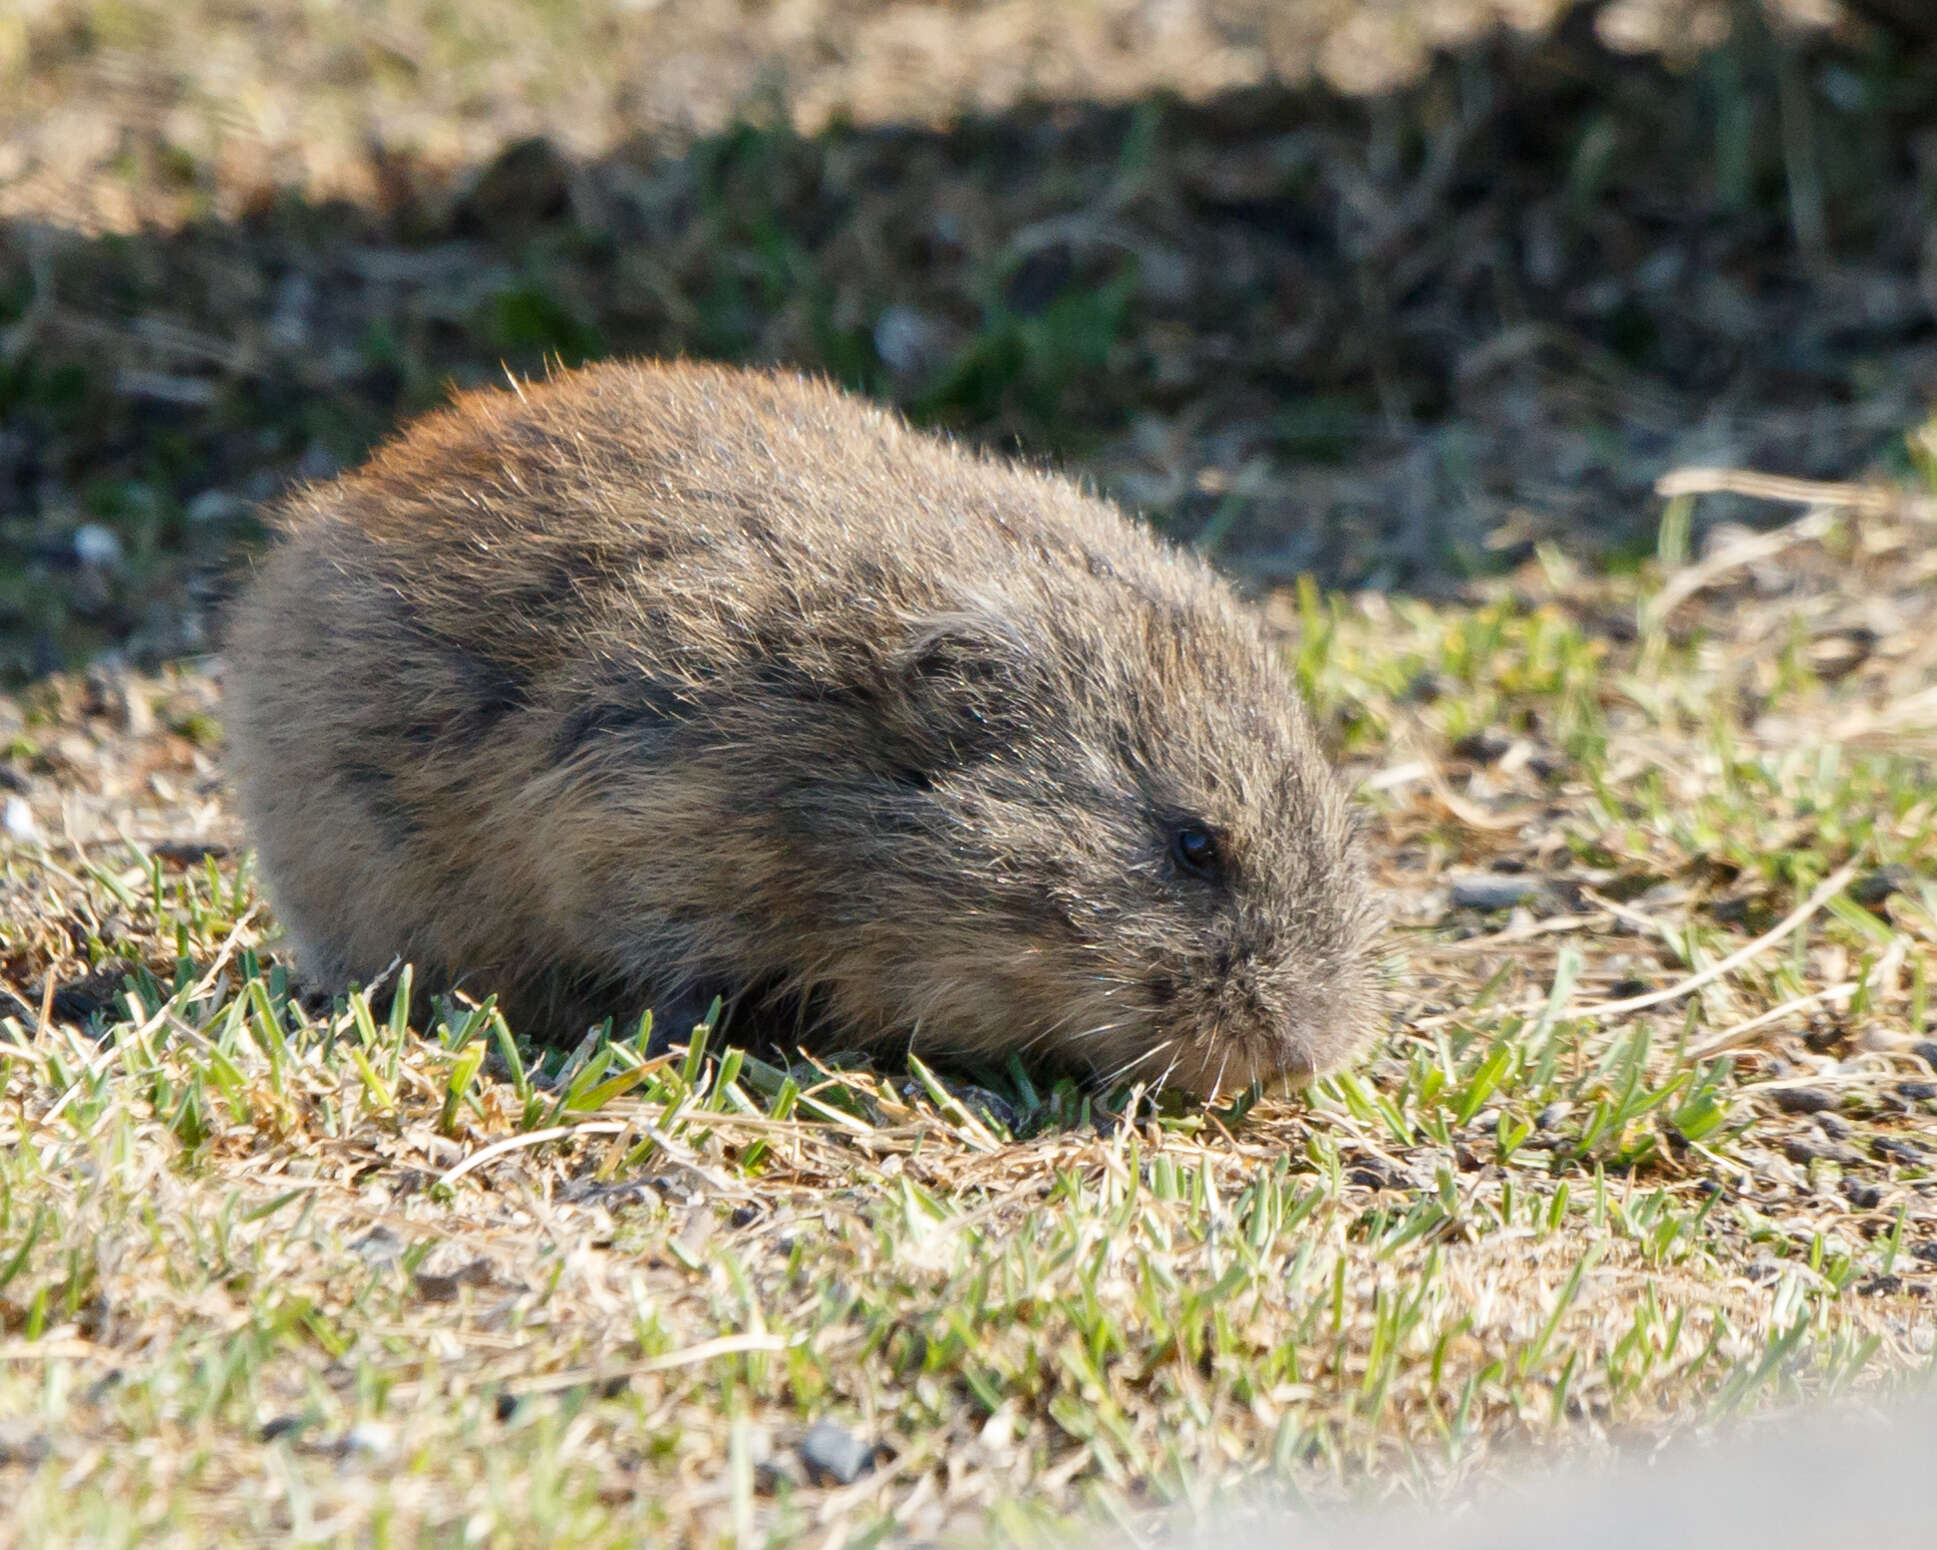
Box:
1857 1023 1910 1054
151 841 230 867
413 1271 462 1302
872 304 952 380
2 795 37 842
340 1421 396 1458
1843 1179 1886 1210
412 1256 491 1302
1770 1087 1837 1115
1404 670 1445 704
187 489 250 524
1449 874 1542 911
1783 1136 1862 1167
1852 865 1912 908
798 1419 874 1485
349 1226 404 1267
1347 1159 1395 1190
72 524 124 569
956 1084 1020 1135
1912 1040 1937 1072
1449 729 1512 763
1873 1136 1927 1165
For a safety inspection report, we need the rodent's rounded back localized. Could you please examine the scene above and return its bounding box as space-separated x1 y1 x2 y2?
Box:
225 360 1382 1092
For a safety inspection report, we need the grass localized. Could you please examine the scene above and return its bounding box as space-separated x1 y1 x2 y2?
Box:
5 0 1937 1542
3 430 1936 1544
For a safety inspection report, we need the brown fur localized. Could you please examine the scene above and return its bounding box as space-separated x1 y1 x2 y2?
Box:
223 360 1381 1093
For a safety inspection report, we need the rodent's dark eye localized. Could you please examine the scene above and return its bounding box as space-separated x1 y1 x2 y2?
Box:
1169 822 1224 882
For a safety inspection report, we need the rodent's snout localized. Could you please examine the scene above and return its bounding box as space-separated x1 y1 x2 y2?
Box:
1139 899 1383 1098
1158 972 1339 1098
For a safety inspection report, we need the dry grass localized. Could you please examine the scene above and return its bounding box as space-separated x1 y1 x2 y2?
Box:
3 441 1936 1544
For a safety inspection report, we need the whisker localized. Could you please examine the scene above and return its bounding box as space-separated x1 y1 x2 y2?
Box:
1101 1038 1174 1089
1016 1005 1097 1054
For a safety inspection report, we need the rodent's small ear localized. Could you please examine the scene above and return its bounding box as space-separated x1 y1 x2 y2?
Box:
900 617 1012 684
893 610 1036 731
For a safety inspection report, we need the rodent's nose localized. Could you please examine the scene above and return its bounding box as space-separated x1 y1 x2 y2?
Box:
1217 953 1274 1025
1221 962 1341 1086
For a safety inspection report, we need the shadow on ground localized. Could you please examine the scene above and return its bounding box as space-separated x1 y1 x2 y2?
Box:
1 0 1932 678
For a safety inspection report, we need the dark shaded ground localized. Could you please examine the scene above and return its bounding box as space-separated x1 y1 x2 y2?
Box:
1 0 1934 677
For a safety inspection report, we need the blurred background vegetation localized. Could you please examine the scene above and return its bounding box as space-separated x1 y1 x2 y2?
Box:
0 0 1932 678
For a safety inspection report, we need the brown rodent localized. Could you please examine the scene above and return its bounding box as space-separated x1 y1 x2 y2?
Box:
224 360 1381 1094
